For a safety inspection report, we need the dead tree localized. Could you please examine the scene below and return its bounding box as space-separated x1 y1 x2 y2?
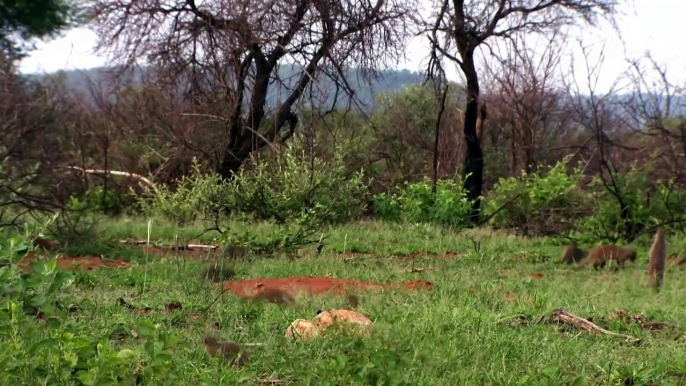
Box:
623 54 686 185
423 0 618 224
89 0 417 180
566 42 643 242
482 33 572 176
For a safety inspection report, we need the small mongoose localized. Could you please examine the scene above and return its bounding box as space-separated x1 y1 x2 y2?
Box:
575 245 637 270
560 244 588 264
202 335 250 366
201 264 236 283
647 228 667 291
346 293 360 308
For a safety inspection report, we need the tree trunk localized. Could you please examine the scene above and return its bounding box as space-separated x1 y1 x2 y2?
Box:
218 145 250 181
460 55 484 225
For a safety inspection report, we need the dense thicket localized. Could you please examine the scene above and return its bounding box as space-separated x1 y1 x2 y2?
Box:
3 59 686 246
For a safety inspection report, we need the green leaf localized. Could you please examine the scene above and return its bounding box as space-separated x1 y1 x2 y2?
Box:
144 341 155 357
75 369 97 386
45 316 61 329
26 294 46 308
136 320 156 337
28 338 59 352
0 267 12 282
570 375 586 386
47 270 73 295
117 349 136 359
154 353 172 362
541 364 559 378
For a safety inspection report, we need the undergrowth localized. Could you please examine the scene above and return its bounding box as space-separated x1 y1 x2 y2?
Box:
2 217 686 385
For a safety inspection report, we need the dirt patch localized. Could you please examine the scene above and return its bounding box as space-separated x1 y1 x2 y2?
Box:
499 269 515 277
529 273 544 279
224 276 433 298
402 279 434 290
19 254 129 271
605 309 680 332
502 291 517 302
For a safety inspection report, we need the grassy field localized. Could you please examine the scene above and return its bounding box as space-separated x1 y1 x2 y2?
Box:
16 218 686 385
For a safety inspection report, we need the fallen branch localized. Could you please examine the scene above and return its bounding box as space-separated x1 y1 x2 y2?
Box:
546 308 641 343
119 239 219 250
65 166 156 189
477 193 521 227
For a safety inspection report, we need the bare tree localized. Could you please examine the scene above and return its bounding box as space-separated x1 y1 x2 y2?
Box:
423 0 618 224
566 42 645 242
482 32 573 175
0 59 71 227
623 54 686 184
89 0 417 180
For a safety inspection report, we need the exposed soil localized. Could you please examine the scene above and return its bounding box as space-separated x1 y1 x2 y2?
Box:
502 291 517 302
19 254 130 271
499 269 515 277
605 309 680 332
529 273 544 279
224 276 433 298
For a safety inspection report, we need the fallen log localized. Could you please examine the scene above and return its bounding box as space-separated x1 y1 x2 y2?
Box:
546 308 641 344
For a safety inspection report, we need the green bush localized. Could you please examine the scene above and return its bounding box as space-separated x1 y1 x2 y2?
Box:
137 144 369 254
0 219 178 384
578 163 686 243
483 158 588 236
137 160 230 227
373 177 472 228
229 141 369 226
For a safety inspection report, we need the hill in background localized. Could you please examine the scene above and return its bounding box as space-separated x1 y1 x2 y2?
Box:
26 64 686 118
29 64 428 111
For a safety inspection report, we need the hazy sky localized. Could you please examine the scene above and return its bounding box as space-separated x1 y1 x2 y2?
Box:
18 0 686 93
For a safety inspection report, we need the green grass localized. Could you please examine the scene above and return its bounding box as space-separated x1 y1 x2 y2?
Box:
15 218 686 385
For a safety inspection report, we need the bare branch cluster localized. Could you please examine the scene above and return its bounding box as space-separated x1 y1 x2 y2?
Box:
90 0 418 179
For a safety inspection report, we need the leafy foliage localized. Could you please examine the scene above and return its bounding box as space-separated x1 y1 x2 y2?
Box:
0 219 178 384
373 177 472 228
0 0 83 59
137 160 228 228
367 84 462 187
579 164 686 243
138 144 369 254
483 158 588 236
231 141 369 226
